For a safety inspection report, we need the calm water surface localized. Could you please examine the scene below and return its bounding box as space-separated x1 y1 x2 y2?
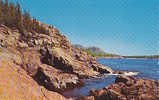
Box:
62 58 159 98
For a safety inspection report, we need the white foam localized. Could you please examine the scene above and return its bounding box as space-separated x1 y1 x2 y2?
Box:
124 72 139 76
105 73 119 76
104 71 138 76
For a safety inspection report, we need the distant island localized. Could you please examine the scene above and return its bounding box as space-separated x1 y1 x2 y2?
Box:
73 44 159 59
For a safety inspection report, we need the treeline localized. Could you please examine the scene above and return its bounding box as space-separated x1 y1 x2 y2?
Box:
84 49 120 57
0 0 49 34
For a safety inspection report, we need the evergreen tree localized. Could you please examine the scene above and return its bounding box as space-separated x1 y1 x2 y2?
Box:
8 2 16 27
0 0 3 23
15 2 22 30
0 0 49 35
3 0 9 25
23 10 31 31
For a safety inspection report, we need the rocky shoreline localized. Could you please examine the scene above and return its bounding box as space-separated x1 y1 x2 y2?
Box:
77 76 159 100
0 24 159 100
0 24 113 100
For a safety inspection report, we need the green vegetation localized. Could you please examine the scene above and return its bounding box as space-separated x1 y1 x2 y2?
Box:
85 49 120 57
73 45 159 59
86 48 91 55
0 0 49 34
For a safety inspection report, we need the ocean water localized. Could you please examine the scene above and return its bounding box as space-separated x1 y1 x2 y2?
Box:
62 58 159 98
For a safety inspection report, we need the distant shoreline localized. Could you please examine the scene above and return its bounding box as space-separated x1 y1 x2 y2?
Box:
97 56 123 59
97 56 159 59
72 44 159 60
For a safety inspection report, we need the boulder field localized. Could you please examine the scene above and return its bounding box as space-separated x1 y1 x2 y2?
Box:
0 24 113 100
77 76 159 100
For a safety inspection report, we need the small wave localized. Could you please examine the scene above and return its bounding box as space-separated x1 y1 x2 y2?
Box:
104 71 138 76
105 73 119 76
124 72 139 76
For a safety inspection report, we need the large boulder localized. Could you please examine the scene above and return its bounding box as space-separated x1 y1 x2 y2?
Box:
33 64 83 92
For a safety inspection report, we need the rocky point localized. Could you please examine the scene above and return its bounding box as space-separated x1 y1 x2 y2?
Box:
0 24 113 100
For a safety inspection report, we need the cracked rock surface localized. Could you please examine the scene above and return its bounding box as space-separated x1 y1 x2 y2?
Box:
0 24 113 100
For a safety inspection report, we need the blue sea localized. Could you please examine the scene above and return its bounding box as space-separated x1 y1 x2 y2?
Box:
62 58 159 98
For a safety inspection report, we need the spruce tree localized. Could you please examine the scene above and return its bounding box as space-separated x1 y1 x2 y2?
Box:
15 2 22 30
0 0 49 35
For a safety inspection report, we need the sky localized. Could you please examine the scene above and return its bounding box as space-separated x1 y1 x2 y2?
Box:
10 0 159 56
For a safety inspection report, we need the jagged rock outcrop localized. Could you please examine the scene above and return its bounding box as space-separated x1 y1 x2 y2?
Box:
0 24 113 99
78 76 159 100
0 24 113 77
0 48 71 100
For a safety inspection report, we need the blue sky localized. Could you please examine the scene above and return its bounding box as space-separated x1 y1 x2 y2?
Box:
10 0 159 56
